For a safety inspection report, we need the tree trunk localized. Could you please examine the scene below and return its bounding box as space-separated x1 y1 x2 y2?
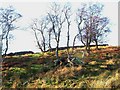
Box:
0 35 2 57
56 42 59 60
85 36 89 52
0 35 2 87
41 31 46 52
73 34 78 51
85 40 90 54
43 38 46 52
48 32 52 51
4 37 8 56
85 45 87 51
95 39 99 50
67 29 69 51
37 41 44 52
4 30 10 56
67 23 70 60
33 29 44 52
87 36 91 54
87 44 90 54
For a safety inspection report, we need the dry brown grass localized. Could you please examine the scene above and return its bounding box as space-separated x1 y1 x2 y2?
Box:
2 46 120 88
89 69 120 88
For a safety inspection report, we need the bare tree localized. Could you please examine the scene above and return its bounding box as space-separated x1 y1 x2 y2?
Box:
32 25 44 52
31 17 49 52
48 3 65 60
91 16 110 50
0 6 22 56
76 4 90 52
63 3 72 60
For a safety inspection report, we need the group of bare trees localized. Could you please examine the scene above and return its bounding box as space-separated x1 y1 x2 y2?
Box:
31 3 73 60
31 3 110 60
0 3 110 59
76 3 110 53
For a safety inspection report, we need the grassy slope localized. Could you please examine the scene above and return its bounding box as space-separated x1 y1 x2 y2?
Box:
2 46 120 88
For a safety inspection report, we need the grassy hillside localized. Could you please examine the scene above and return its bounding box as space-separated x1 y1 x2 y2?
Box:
1 46 120 89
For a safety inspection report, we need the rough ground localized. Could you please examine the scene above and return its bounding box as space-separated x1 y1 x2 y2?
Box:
1 46 120 89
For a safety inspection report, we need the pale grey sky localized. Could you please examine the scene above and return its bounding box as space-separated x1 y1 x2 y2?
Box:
0 0 118 53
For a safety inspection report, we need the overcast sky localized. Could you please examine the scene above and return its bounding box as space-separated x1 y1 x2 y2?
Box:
0 0 118 53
